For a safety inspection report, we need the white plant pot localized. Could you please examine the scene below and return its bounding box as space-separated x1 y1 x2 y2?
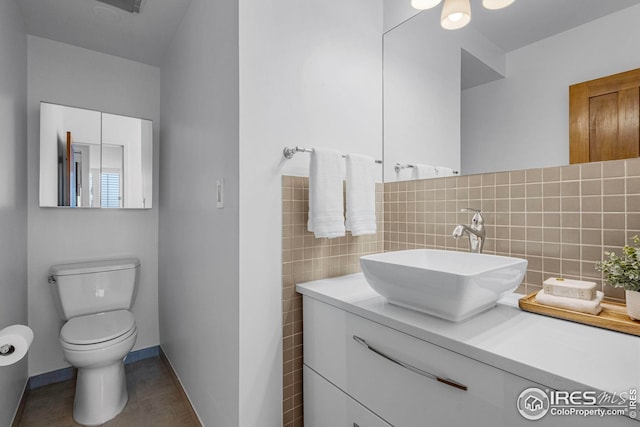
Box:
626 290 640 321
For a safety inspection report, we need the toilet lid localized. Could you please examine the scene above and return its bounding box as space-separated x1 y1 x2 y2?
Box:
61 310 135 345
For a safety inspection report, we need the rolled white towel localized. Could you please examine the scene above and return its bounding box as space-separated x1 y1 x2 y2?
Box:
535 289 604 315
436 166 456 177
412 164 438 180
307 148 345 239
345 153 376 236
397 167 413 181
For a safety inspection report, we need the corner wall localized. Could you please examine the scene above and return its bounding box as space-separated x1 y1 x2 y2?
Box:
27 36 161 376
239 0 383 424
0 0 28 424
160 1 383 424
158 0 240 425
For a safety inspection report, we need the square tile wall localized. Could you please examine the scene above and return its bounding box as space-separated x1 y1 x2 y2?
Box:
283 157 640 426
384 158 640 300
281 176 384 427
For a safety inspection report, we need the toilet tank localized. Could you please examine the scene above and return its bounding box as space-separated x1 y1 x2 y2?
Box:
49 258 140 320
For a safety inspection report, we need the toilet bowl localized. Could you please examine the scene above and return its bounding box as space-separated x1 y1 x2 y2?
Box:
60 309 137 426
49 258 141 426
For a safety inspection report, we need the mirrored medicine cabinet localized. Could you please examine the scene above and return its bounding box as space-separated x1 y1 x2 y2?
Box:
39 102 152 209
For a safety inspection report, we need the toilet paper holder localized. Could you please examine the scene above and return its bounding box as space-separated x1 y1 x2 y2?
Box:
0 344 15 356
0 324 34 366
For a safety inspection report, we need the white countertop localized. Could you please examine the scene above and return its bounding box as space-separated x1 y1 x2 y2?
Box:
296 273 640 398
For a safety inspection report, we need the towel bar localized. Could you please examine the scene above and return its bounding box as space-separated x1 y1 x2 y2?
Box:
394 162 459 175
283 146 382 164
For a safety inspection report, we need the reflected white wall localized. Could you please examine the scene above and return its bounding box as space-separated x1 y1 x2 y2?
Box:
383 8 503 181
102 113 146 208
461 4 640 175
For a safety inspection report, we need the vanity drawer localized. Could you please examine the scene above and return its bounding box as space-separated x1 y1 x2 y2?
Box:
303 296 350 384
303 297 633 427
345 312 540 426
304 365 391 427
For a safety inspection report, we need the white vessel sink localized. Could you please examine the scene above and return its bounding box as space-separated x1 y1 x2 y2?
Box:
360 249 527 322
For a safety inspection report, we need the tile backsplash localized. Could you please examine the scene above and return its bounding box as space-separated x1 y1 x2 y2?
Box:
281 176 384 427
383 158 640 300
282 157 640 426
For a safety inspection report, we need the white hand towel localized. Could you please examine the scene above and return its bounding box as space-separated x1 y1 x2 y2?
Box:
396 166 413 181
345 154 377 236
412 164 438 180
436 166 456 177
307 148 345 239
535 290 604 315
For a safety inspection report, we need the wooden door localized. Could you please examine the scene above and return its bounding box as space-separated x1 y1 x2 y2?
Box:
569 68 640 164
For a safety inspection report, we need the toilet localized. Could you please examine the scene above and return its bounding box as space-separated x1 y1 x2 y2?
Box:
49 258 140 426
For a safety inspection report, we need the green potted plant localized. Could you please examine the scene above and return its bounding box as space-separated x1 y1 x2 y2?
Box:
595 235 640 320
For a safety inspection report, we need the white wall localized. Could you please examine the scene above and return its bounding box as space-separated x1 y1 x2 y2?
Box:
461 4 640 175
160 0 383 425
27 36 160 376
102 113 145 208
383 8 504 181
238 0 382 425
159 0 240 425
0 0 28 424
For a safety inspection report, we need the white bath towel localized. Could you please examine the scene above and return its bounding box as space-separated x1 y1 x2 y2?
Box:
412 164 438 180
436 166 456 177
345 154 377 236
535 289 604 315
307 148 345 239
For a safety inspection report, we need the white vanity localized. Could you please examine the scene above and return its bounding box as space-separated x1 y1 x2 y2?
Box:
297 273 640 427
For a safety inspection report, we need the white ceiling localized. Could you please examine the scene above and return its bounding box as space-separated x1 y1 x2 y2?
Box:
469 0 640 52
16 0 640 67
17 0 192 66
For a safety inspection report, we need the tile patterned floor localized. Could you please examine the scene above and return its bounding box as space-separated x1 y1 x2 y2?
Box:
17 356 200 427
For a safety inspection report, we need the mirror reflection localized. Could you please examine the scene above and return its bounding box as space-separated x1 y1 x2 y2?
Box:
383 1 640 182
39 102 153 208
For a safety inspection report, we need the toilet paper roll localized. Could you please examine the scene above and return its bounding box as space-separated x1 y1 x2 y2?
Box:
0 325 34 367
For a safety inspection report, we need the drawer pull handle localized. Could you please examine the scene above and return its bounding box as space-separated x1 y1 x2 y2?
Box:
352 335 467 392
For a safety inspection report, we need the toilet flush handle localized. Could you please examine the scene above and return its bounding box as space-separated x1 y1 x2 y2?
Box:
48 275 56 284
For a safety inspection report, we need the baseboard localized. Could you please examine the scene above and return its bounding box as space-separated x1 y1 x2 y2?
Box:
159 347 203 427
28 366 76 390
28 345 161 390
124 345 160 364
10 379 29 427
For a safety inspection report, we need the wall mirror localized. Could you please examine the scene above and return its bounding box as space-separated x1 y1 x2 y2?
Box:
383 0 640 182
39 102 153 208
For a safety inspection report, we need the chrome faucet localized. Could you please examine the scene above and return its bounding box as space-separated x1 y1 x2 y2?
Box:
452 208 485 253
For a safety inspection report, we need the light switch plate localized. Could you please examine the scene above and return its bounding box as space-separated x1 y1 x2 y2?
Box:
216 179 224 209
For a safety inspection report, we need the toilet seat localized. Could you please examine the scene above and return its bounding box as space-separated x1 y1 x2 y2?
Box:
61 310 136 351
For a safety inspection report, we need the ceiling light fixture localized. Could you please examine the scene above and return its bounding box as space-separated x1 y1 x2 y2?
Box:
441 0 471 30
482 0 515 10
412 0 515 30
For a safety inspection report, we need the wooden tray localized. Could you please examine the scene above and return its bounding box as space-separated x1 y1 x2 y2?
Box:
519 292 640 337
